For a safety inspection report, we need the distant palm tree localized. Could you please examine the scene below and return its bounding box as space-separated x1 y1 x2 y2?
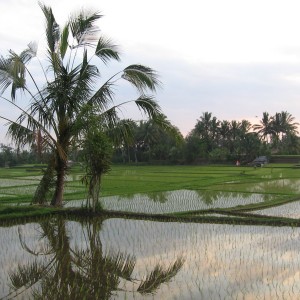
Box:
252 112 274 143
195 112 219 140
239 120 252 135
0 3 163 206
278 111 299 137
218 120 230 147
229 120 240 142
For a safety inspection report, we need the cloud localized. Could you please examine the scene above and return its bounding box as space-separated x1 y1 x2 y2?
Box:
1 0 300 142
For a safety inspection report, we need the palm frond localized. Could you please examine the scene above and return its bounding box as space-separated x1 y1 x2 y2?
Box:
95 36 120 64
122 64 161 93
9 261 45 290
135 95 162 118
6 122 35 148
88 80 115 110
106 119 136 146
98 106 119 128
102 251 136 281
0 49 31 99
0 55 13 94
152 114 184 144
0 92 56 150
137 257 185 294
20 42 38 64
69 9 102 46
46 51 63 76
71 51 99 100
39 2 60 52
60 24 69 59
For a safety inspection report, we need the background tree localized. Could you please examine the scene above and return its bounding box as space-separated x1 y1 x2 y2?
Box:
253 111 299 154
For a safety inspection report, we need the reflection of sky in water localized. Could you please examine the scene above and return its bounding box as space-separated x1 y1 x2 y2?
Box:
0 178 40 187
66 190 276 213
0 223 52 298
98 219 300 299
2 218 300 299
254 201 300 219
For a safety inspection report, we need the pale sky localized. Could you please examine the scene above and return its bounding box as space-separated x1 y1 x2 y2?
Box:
1 0 300 143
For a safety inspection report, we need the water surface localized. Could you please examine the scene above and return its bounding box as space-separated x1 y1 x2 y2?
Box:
1 216 300 299
66 189 277 213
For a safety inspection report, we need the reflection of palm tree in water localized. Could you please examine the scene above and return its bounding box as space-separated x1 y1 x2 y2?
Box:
194 190 254 206
145 191 168 203
6 217 184 299
195 190 220 205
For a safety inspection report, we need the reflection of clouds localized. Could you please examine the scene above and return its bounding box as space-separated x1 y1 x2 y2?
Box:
0 223 52 297
97 219 300 299
2 219 300 298
254 201 300 218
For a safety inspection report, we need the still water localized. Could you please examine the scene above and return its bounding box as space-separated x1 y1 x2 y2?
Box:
66 189 277 213
1 216 300 299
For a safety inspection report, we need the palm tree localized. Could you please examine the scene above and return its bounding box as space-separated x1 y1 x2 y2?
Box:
0 3 163 206
193 112 219 154
135 115 183 161
218 120 230 147
278 111 299 137
271 112 283 142
194 112 219 140
252 112 273 143
239 119 252 135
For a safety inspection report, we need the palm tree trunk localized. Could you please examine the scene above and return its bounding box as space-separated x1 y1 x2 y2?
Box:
87 174 102 212
32 155 55 204
51 156 66 206
134 145 138 163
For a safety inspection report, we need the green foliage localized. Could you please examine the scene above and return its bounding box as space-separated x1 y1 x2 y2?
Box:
209 148 229 163
182 111 300 164
113 115 184 164
81 130 113 212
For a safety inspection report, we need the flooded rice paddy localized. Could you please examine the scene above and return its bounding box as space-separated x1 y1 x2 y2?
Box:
2 166 300 298
254 201 300 219
1 216 300 299
66 190 279 214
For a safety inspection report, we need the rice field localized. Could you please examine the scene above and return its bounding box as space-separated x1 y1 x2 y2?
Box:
66 190 279 214
1 216 300 299
1 163 300 298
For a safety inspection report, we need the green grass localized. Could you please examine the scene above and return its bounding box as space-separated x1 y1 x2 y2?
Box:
1 163 299 202
101 164 300 196
0 205 60 222
0 163 300 224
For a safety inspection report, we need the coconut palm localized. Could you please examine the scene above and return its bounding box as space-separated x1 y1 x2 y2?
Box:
0 3 163 206
252 112 274 142
218 120 230 148
277 111 299 137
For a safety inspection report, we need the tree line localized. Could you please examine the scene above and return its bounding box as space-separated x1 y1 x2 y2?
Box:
2 110 299 168
112 111 300 164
